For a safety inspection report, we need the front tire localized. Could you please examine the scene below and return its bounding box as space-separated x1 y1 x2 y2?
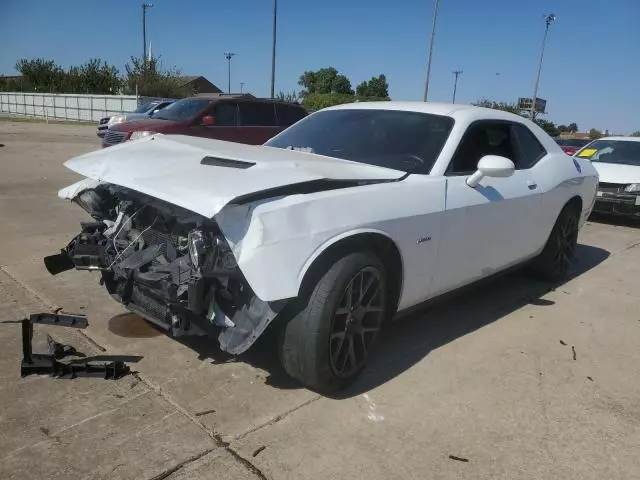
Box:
278 251 387 393
531 203 580 281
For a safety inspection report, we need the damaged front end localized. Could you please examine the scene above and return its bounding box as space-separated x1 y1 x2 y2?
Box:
45 183 284 355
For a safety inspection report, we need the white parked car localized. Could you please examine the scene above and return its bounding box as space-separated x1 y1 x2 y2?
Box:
573 136 640 217
46 102 598 391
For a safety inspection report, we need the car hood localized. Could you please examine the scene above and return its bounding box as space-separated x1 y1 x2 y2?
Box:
592 162 640 184
111 117 179 132
62 134 404 218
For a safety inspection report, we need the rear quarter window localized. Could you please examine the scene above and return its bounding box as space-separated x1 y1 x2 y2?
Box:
276 104 307 127
239 102 277 126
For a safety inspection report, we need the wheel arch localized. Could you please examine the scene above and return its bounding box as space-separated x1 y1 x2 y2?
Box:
297 229 405 316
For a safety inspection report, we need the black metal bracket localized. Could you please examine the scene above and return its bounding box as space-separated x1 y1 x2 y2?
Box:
21 312 131 380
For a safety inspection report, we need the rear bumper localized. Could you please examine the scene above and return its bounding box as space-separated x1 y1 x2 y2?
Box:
593 192 640 217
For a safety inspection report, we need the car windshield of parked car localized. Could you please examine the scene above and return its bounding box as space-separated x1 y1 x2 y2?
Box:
576 140 640 166
151 98 212 121
556 138 589 147
265 109 454 174
134 102 158 114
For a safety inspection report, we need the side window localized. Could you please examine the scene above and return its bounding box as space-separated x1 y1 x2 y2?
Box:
213 102 238 126
276 104 306 127
511 124 547 168
239 102 277 127
448 122 517 174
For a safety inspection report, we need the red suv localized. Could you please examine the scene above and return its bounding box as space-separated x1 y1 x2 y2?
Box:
102 95 307 147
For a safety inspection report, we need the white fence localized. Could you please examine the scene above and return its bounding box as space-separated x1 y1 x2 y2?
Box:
0 92 144 122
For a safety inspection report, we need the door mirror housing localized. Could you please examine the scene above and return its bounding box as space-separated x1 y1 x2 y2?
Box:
201 115 215 126
466 155 515 188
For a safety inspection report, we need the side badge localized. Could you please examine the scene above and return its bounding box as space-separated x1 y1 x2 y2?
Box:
572 158 582 173
417 235 431 245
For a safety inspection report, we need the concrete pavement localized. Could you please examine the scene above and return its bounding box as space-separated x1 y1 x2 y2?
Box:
0 120 638 479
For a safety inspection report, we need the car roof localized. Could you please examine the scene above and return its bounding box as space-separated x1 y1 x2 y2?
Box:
594 136 640 143
322 101 528 122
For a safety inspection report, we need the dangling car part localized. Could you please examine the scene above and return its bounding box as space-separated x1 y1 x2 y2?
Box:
49 103 598 392
19 312 131 379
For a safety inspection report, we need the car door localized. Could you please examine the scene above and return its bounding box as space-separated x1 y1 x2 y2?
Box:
237 102 280 144
428 120 545 297
191 101 241 142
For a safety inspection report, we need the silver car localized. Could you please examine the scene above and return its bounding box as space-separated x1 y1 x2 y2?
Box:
96 100 174 137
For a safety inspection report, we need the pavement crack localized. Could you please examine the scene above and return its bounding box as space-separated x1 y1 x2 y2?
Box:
131 373 269 479
0 265 59 311
233 395 321 441
146 448 217 480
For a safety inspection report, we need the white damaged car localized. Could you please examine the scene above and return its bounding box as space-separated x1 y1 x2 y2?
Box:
46 102 598 391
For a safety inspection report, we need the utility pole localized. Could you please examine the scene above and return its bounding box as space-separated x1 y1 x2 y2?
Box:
531 13 556 119
142 3 153 63
451 70 462 103
423 0 441 102
270 0 277 98
240 82 245 94
224 52 236 94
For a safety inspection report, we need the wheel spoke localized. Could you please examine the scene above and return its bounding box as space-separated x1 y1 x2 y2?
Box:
347 341 357 372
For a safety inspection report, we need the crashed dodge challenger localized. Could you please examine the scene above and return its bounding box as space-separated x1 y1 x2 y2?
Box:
46 102 598 391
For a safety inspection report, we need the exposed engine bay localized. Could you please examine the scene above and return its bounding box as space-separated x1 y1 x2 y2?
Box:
44 184 284 355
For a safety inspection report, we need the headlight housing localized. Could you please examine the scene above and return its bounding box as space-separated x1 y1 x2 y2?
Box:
129 130 156 141
624 183 640 193
108 115 127 125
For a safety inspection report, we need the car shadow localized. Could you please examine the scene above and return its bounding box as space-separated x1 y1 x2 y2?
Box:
176 243 610 397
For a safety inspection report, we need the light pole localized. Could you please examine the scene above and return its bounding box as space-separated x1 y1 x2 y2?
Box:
423 0 441 102
451 70 462 103
530 13 556 119
142 3 153 62
224 52 236 93
240 82 245 94
270 0 277 98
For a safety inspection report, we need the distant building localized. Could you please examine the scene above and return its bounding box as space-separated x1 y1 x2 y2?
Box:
178 76 222 95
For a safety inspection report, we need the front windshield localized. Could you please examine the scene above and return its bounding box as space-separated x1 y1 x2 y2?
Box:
134 101 158 114
265 109 454 174
575 140 640 166
152 98 212 121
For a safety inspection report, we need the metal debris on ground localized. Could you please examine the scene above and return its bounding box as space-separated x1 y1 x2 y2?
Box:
19 312 133 380
587 376 594 382
252 446 266 457
194 409 216 417
559 340 567 346
449 455 469 463
572 346 577 361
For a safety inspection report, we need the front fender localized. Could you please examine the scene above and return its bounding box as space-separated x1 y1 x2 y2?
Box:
214 178 447 309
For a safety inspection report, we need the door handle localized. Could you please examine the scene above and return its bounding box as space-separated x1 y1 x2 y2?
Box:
527 182 538 190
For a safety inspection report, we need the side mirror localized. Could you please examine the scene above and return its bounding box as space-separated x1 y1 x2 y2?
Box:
466 155 515 188
201 115 215 126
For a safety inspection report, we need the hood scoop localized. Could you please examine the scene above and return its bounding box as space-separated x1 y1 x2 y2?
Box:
200 156 255 169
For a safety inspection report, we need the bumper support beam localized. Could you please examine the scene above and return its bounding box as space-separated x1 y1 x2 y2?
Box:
20 312 131 379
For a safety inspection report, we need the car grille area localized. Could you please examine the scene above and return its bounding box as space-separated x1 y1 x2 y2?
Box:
103 130 127 146
597 182 625 194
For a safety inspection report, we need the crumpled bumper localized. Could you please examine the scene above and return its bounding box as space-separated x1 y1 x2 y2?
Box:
593 191 640 216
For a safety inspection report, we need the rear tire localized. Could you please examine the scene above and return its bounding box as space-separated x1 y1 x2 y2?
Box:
278 251 387 393
530 203 580 281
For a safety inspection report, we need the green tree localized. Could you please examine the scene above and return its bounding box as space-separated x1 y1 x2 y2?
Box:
534 119 560 137
568 122 578 133
472 99 522 115
630 131 640 137
588 128 602 139
298 67 354 95
275 90 300 103
557 124 568 133
123 56 192 98
356 74 390 99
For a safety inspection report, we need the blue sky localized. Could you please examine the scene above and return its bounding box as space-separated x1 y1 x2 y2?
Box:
1 0 638 133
